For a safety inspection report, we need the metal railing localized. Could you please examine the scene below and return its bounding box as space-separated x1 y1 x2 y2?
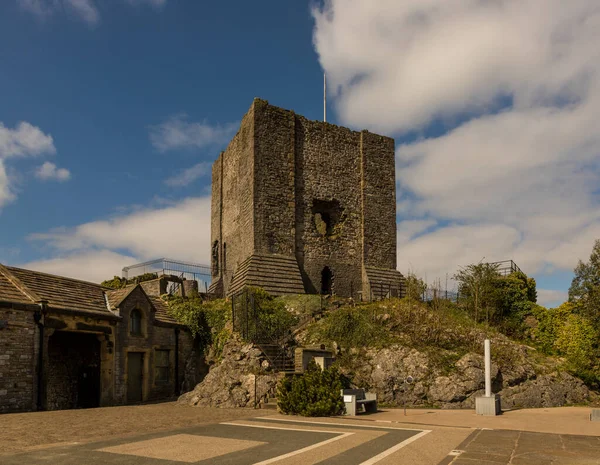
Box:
122 258 215 293
487 260 524 276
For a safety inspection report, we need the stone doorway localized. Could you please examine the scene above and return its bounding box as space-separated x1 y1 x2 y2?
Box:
127 352 144 404
321 266 333 295
47 331 101 410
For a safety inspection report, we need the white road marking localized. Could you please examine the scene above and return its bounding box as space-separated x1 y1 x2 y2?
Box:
220 422 354 436
227 417 433 465
358 430 431 465
220 422 354 465
255 416 431 433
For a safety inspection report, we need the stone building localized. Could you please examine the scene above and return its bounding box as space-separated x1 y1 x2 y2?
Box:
0 264 199 413
209 98 404 299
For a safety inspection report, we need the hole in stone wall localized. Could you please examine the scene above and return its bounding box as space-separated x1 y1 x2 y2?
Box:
312 199 343 237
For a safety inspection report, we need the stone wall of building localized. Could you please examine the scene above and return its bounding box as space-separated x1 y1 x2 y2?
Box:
0 306 37 413
114 287 195 404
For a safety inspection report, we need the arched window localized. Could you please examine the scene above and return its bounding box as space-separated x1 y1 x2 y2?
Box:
130 309 142 336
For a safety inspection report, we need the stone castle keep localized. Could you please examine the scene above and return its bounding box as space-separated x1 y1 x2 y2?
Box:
210 98 405 299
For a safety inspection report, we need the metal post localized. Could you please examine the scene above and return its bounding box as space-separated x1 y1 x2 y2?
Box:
232 294 235 331
484 339 491 397
324 72 327 122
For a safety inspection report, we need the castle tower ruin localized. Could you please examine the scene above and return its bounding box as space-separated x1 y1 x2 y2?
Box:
209 98 404 300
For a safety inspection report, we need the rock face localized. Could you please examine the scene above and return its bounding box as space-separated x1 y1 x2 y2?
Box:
178 336 278 408
338 344 597 409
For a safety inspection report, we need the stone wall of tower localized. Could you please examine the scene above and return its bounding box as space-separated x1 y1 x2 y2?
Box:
211 105 256 294
252 100 296 256
360 130 397 270
210 98 399 298
293 116 365 297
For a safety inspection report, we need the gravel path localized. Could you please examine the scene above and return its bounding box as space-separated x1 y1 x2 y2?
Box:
0 402 269 454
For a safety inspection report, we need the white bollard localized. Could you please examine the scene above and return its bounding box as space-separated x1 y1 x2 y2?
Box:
476 338 501 416
484 339 491 397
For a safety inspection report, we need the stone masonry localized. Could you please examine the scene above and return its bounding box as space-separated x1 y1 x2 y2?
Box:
210 98 404 299
0 265 199 413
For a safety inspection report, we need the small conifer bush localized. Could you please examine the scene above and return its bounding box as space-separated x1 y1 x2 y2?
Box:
277 360 345 416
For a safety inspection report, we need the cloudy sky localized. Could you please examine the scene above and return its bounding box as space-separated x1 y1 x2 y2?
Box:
1 0 599 308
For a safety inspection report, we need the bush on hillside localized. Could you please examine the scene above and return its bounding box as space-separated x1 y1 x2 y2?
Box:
167 296 231 349
277 361 345 416
234 287 299 342
529 302 600 387
309 306 391 349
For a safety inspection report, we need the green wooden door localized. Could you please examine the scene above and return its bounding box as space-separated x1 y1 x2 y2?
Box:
127 352 143 403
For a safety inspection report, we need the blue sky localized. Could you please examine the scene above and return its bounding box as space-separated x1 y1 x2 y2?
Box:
2 0 600 308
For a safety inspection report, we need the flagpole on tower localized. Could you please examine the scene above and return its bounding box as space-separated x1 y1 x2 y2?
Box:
323 72 327 122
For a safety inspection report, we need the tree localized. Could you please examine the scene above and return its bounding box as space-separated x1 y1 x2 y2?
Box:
569 239 600 324
494 271 537 335
404 272 427 301
101 276 127 289
454 263 500 323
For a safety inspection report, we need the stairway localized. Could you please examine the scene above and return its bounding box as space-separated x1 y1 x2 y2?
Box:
258 343 295 373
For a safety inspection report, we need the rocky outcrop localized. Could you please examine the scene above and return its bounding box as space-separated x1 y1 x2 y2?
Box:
500 372 592 409
338 344 597 409
178 336 278 408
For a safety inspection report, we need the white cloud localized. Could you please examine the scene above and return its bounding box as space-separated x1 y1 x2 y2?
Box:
20 250 138 284
28 196 212 265
126 0 167 7
0 162 16 209
0 121 57 209
149 115 238 152
0 121 56 158
17 0 168 24
314 0 600 293
18 0 100 25
35 161 71 182
164 162 211 187
537 289 569 308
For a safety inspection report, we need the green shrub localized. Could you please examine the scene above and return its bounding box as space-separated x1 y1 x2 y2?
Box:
277 361 345 416
235 287 299 342
308 306 391 349
167 296 231 349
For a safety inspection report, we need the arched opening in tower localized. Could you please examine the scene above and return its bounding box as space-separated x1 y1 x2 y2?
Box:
321 266 333 295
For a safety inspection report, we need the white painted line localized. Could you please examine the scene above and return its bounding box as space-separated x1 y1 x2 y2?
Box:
220 422 355 436
448 450 464 456
255 416 431 433
358 430 431 465
252 433 353 465
220 423 354 465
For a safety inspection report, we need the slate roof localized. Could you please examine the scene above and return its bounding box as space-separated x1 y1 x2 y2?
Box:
5 266 111 314
148 296 178 324
0 264 180 325
0 266 33 304
105 285 137 311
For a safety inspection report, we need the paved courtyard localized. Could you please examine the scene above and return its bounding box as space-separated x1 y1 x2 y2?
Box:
0 404 599 464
